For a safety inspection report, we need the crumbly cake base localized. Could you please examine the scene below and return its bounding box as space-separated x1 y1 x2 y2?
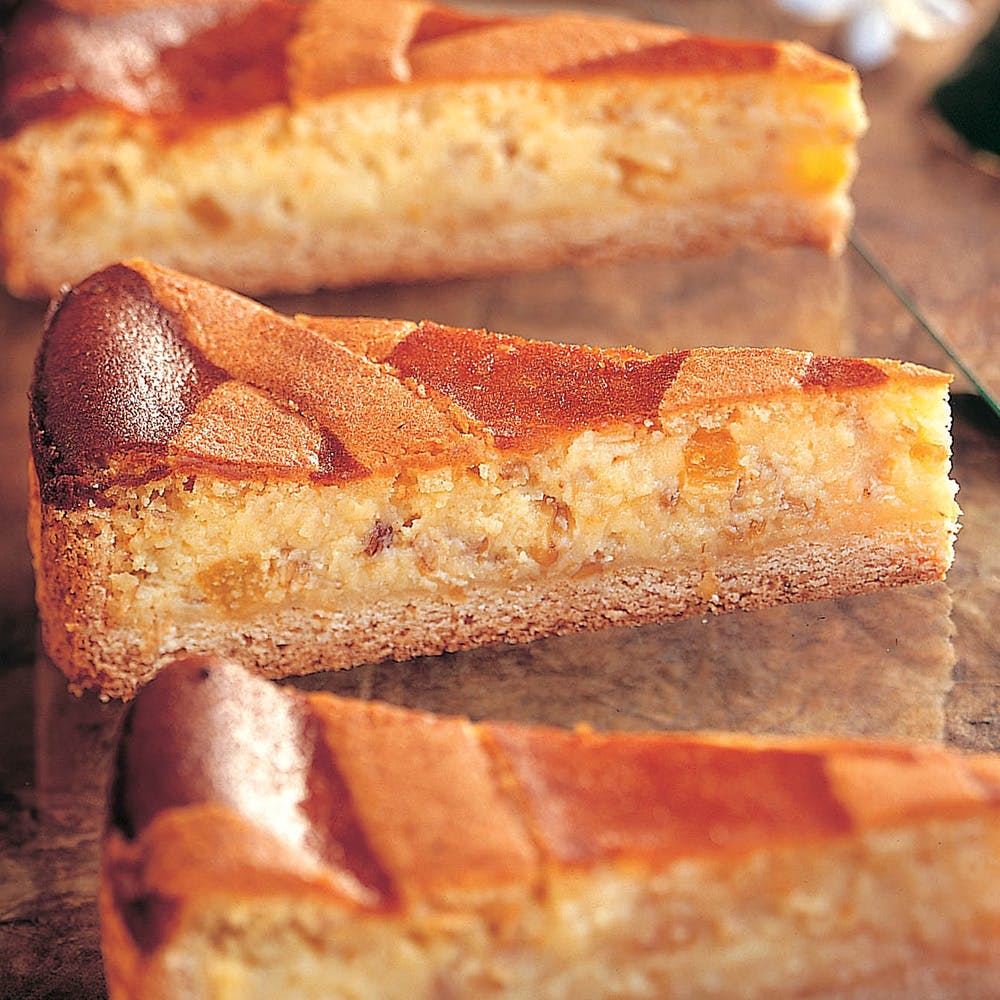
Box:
34 508 946 701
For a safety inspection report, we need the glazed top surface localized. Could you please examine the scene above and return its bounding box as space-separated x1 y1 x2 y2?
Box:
105 656 1000 951
28 259 919 509
27 260 915 511
1 0 856 137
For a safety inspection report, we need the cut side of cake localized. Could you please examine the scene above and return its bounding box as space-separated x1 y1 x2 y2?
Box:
29 260 959 700
101 656 1000 999
0 0 867 298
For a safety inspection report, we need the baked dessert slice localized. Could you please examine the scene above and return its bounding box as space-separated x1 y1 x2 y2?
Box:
29 260 959 700
102 655 1000 999
0 0 867 298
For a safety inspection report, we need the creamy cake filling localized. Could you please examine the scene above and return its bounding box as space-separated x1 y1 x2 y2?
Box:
138 821 999 1000
5 72 860 294
67 389 955 631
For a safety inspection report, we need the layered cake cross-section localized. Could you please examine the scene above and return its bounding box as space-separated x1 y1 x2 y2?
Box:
0 0 867 297
101 656 1000 999
29 260 959 699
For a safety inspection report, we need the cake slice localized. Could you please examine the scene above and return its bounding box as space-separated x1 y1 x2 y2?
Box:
0 0 867 298
28 260 959 700
101 656 1000 999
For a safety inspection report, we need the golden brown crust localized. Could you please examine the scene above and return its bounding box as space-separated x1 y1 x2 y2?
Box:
31 260 931 512
45 0 249 11
1 0 854 136
311 696 538 904
0 1 298 137
101 657 1000 991
30 261 483 508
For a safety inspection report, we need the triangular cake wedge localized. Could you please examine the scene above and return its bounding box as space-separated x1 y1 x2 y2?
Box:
29 260 959 699
101 657 1000 998
0 0 866 298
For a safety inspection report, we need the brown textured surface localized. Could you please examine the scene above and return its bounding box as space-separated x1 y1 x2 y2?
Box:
115 654 995 855
102 657 1000 949
31 261 485 506
487 723 854 866
311 693 537 904
800 354 889 389
0 0 853 137
30 264 229 506
113 655 397 905
0 1 301 137
384 322 691 447
29 258 927 510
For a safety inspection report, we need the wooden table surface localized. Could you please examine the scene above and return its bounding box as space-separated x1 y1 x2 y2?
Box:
1 3 999 997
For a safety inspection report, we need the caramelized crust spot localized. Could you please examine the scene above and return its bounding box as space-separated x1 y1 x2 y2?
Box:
801 355 889 390
1 1 301 138
112 657 397 907
387 322 687 447
30 263 229 506
301 714 398 905
106 860 182 958
410 5 503 44
312 427 369 484
556 36 778 80
485 725 854 866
